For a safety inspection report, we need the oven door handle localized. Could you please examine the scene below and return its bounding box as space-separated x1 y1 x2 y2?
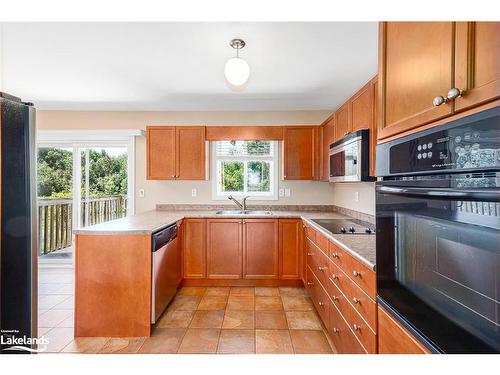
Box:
377 186 500 202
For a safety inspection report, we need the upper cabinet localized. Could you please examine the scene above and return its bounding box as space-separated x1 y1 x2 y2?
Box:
350 81 374 133
282 126 317 180
378 22 455 140
454 22 500 112
147 126 207 180
334 103 350 141
378 22 500 141
321 116 335 181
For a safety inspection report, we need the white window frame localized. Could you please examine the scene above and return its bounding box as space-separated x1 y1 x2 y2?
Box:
211 140 279 201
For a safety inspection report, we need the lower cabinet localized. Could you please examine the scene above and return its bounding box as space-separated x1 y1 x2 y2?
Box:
279 219 302 280
378 306 430 354
243 219 279 279
207 219 243 279
183 218 207 278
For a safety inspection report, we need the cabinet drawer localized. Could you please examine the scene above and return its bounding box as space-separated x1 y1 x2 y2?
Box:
315 231 329 254
328 299 366 354
347 257 376 300
308 267 329 326
328 242 350 273
303 222 316 243
328 278 376 353
328 262 376 330
305 238 329 287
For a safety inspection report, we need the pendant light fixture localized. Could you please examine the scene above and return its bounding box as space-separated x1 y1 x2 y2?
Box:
224 38 250 88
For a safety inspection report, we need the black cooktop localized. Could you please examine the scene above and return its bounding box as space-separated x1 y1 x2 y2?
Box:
311 218 375 235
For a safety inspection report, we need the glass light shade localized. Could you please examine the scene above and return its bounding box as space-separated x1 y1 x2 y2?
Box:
224 57 250 86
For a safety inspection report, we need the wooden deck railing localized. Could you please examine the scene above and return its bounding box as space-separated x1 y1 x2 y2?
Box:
38 195 127 256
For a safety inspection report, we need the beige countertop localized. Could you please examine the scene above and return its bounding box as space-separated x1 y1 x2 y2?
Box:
74 209 376 270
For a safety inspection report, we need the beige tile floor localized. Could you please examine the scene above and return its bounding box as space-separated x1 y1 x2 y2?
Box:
38 266 333 354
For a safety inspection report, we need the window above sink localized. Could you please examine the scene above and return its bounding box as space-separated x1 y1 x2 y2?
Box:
212 140 278 200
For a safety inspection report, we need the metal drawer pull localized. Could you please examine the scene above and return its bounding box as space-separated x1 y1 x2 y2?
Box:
318 266 327 272
433 95 448 106
307 281 314 286
331 253 340 259
319 301 325 307
331 274 339 280
307 252 314 256
353 324 361 331
352 297 360 304
353 270 361 277
333 327 340 334
331 295 339 301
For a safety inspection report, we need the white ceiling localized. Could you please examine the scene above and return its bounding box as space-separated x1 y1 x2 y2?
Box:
1 22 378 111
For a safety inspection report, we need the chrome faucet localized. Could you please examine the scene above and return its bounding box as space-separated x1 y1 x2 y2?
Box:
228 195 250 211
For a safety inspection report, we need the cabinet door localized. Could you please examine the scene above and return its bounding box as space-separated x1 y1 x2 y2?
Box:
335 103 350 141
370 77 378 176
176 126 206 180
282 126 316 180
379 22 454 140
321 117 335 181
278 219 302 280
176 220 184 284
243 219 279 279
183 219 206 278
351 82 374 133
454 22 500 112
378 306 430 354
146 127 176 180
207 219 242 279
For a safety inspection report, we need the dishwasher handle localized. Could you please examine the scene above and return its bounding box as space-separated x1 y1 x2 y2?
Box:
152 224 178 252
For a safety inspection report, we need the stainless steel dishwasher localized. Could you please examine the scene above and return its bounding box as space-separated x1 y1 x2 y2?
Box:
151 223 179 323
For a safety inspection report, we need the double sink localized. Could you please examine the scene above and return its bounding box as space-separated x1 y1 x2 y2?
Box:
215 210 271 215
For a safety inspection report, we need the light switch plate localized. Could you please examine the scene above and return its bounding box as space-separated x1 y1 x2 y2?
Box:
138 189 145 198
284 188 291 197
279 188 284 197
191 188 197 197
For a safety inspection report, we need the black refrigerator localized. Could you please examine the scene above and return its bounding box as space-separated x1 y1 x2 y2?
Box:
0 92 37 353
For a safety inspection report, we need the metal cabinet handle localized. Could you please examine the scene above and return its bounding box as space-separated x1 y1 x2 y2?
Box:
353 270 361 277
307 252 314 256
319 301 325 307
331 274 339 280
353 324 361 331
171 175 176 178
447 87 464 100
331 253 340 259
331 295 339 301
318 266 327 272
333 327 340 333
307 281 314 286
433 95 448 106
352 297 360 304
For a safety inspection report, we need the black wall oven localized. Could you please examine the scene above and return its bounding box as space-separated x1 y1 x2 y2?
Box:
376 106 500 353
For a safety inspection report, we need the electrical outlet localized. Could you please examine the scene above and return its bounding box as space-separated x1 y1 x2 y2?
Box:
191 188 197 197
284 188 291 197
279 188 285 197
355 191 359 202
138 189 145 198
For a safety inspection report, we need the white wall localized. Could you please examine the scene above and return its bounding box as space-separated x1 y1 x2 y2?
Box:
36 110 376 215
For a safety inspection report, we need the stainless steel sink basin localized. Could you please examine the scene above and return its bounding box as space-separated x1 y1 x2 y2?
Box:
215 210 271 215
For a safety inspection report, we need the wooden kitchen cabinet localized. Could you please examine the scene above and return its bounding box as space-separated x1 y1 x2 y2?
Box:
370 77 378 176
378 22 455 140
335 103 350 141
206 219 242 279
378 306 430 354
146 126 206 180
350 81 374 133
282 126 316 180
454 22 500 112
279 219 302 280
243 219 279 279
183 218 206 279
147 127 176 180
321 116 335 181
